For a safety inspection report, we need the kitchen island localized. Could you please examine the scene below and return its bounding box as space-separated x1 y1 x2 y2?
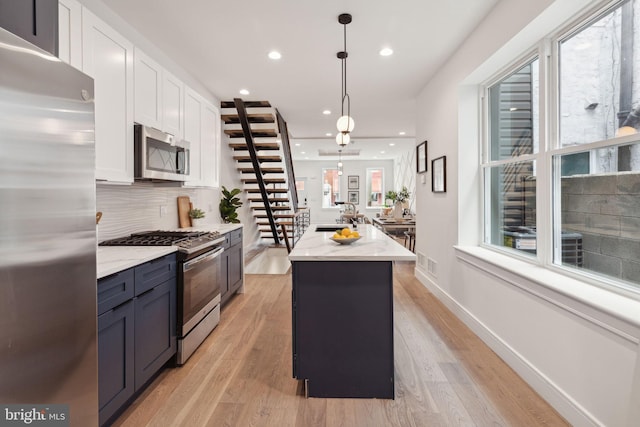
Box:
288 224 415 399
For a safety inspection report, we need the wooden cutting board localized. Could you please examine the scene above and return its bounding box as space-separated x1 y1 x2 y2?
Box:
177 196 192 228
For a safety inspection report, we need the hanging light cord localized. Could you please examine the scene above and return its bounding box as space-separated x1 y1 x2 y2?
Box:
340 21 350 122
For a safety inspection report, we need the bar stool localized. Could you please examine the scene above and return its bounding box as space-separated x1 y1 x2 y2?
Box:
404 231 415 252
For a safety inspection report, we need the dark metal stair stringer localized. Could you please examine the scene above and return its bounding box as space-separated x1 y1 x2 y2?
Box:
233 98 281 244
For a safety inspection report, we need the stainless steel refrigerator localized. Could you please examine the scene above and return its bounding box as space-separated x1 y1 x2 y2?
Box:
0 27 98 426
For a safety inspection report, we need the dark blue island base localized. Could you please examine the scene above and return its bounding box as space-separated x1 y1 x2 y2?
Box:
291 260 394 399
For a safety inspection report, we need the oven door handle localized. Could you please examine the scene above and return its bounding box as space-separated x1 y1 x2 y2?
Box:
183 246 224 271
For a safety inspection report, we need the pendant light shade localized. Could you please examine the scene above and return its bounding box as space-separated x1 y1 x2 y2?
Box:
336 115 355 133
336 132 350 146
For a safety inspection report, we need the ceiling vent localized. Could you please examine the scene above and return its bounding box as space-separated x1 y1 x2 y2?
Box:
318 149 360 157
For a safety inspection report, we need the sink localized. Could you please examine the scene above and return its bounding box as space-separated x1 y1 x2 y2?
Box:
315 225 344 232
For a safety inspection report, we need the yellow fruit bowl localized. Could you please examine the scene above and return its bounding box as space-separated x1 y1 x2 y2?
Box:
329 236 362 245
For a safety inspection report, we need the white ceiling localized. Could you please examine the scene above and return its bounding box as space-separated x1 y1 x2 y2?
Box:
104 0 499 160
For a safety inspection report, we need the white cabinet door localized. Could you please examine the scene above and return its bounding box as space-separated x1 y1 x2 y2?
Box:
200 102 220 188
58 0 81 69
82 8 134 183
162 71 184 139
184 87 202 186
134 48 162 129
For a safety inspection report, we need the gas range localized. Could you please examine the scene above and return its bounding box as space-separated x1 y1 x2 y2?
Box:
99 230 225 259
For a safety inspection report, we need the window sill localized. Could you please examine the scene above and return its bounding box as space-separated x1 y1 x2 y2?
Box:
454 245 640 342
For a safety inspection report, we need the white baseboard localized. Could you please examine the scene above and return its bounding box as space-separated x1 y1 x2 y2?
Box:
414 266 601 427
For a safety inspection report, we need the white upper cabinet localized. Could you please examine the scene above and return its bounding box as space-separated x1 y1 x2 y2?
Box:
134 48 162 130
82 8 134 183
134 48 184 140
200 102 220 188
57 3 218 186
162 71 184 139
184 90 219 188
58 0 81 69
184 87 202 186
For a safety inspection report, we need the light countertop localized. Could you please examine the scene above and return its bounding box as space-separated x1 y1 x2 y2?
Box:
288 224 416 262
97 223 243 279
98 246 178 279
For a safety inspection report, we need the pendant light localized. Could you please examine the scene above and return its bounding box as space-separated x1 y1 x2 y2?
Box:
336 13 354 146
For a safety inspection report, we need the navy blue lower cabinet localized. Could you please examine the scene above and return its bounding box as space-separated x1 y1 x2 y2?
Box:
291 260 395 399
221 229 243 305
98 300 134 426
134 277 177 389
97 254 177 425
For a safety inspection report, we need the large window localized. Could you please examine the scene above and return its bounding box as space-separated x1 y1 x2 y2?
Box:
366 168 385 207
483 0 640 291
322 168 341 208
484 59 539 258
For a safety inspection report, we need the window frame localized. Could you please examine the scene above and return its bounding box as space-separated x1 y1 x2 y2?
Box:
481 51 543 263
365 167 385 209
321 167 342 209
480 0 640 297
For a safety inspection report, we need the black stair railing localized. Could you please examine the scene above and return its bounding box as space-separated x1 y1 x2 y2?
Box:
234 98 280 244
275 109 299 211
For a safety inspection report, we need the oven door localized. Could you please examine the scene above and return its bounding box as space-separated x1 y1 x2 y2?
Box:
180 246 223 336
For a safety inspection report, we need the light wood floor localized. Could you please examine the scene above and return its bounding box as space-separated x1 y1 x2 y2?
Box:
112 262 570 427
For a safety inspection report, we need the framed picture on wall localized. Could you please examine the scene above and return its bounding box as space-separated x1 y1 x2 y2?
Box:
416 140 428 173
348 175 359 189
348 191 359 204
432 156 446 193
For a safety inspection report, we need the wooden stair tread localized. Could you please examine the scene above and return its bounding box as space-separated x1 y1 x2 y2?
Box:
221 113 275 124
241 178 286 184
233 155 282 162
254 213 295 219
248 197 289 202
238 168 285 174
245 188 288 194
225 129 278 138
221 100 271 108
229 142 280 150
256 221 293 226
251 206 292 211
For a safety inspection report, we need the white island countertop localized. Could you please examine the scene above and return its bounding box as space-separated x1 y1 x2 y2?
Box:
288 224 416 262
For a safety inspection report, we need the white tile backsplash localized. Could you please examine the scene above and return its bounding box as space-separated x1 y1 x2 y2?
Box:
96 182 220 241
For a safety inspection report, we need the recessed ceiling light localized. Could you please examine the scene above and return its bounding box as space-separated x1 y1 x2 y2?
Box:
323 110 331 115
380 151 385 154
398 131 406 136
389 143 395 146
379 47 393 56
373 156 378 159
239 89 249 95
325 133 333 137
301 151 306 154
268 51 282 60
295 143 301 147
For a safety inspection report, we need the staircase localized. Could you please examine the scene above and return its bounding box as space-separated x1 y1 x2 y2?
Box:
221 99 301 246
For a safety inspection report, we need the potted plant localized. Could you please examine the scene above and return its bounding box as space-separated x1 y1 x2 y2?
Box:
219 186 243 223
189 208 205 227
388 186 410 219
396 186 411 209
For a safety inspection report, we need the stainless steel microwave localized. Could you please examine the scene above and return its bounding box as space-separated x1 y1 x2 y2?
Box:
134 124 190 181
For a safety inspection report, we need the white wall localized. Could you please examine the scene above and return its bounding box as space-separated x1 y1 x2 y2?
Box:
414 0 640 426
293 159 395 224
